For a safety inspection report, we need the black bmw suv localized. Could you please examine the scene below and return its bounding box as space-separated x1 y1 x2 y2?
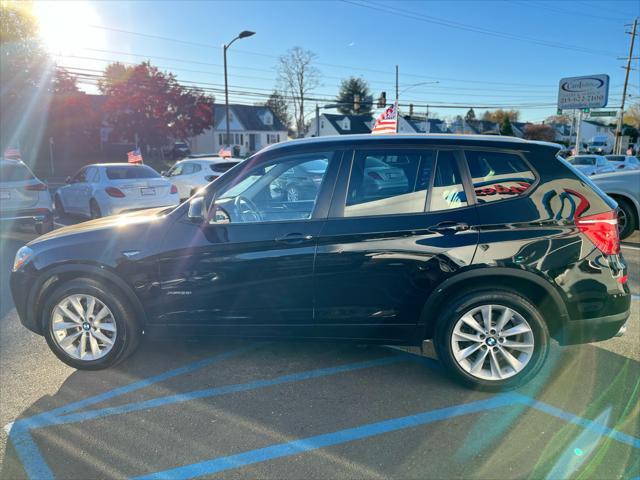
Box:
10 135 630 389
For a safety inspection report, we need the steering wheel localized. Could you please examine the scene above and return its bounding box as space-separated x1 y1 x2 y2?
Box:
234 195 263 222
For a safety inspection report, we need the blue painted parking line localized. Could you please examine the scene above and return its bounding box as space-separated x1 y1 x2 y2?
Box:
44 355 406 427
132 394 520 480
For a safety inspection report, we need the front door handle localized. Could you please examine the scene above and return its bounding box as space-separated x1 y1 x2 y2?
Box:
275 233 314 244
428 222 470 234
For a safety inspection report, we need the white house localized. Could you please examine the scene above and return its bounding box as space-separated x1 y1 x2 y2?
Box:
307 113 450 136
189 104 288 157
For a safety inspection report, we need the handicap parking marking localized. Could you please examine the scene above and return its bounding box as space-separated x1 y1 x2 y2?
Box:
132 392 640 480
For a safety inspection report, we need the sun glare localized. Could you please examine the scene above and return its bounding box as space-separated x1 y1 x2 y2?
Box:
33 0 105 55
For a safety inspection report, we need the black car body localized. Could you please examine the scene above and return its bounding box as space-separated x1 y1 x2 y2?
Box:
10 135 630 388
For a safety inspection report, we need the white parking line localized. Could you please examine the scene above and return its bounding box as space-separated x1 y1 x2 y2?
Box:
4 421 13 434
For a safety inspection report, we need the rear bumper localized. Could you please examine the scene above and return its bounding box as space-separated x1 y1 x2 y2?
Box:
0 209 52 226
555 309 630 345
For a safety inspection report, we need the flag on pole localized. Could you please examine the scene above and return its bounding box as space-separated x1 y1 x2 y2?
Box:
127 148 143 164
3 147 21 159
217 147 232 158
371 101 398 135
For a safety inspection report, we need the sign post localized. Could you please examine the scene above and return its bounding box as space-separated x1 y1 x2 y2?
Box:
557 74 610 154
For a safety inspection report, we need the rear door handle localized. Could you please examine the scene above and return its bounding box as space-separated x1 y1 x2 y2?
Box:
428 222 470 234
275 233 314 244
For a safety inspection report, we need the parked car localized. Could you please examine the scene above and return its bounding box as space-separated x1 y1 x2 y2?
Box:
0 158 53 234
592 170 640 239
11 135 630 391
162 157 242 200
605 155 640 171
586 135 613 154
168 141 191 160
567 155 616 176
54 163 179 218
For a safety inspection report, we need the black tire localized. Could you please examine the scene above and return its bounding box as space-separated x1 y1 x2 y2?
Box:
89 199 101 219
616 197 637 240
434 288 550 391
36 217 54 235
54 195 65 215
42 278 141 370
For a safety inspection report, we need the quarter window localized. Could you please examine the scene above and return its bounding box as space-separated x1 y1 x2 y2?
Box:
465 150 535 204
344 150 435 217
430 151 468 211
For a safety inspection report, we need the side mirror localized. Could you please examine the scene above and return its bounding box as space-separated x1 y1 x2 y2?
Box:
65 176 72 184
187 197 205 223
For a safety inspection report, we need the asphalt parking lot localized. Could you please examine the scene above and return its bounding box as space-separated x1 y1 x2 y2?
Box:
1 222 638 480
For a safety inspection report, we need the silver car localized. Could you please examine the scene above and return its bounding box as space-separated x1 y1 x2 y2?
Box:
54 163 180 219
0 158 53 234
605 155 640 171
592 170 639 239
567 155 616 176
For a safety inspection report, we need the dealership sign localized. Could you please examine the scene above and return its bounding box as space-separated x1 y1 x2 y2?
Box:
557 74 609 109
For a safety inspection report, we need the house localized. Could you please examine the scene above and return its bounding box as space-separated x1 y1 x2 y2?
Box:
548 120 614 146
307 113 374 136
189 104 288 157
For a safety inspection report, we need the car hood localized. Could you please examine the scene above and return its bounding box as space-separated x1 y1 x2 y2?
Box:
29 206 173 246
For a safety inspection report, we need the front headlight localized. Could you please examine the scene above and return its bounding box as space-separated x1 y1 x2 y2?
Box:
13 246 34 272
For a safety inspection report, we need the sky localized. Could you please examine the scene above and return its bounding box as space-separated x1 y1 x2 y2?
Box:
33 0 640 123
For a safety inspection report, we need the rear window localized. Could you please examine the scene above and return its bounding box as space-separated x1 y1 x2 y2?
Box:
466 150 536 203
569 157 595 166
209 162 239 173
0 162 35 182
106 165 160 180
605 156 625 162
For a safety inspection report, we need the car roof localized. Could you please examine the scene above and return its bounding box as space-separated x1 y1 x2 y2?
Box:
259 134 562 154
88 163 153 168
180 157 242 163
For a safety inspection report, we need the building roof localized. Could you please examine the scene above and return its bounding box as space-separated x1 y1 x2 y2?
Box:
215 104 287 132
323 114 373 134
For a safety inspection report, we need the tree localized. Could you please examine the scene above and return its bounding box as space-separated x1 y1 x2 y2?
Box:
523 123 556 142
277 47 320 137
482 109 520 123
500 116 514 136
98 61 214 151
265 91 291 130
336 77 372 115
545 114 571 125
465 108 476 122
623 102 640 129
0 1 51 156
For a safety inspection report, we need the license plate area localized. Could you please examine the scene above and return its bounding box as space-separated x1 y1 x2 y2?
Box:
140 187 155 196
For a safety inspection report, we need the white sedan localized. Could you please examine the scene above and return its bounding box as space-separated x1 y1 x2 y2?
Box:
567 155 616 176
54 163 179 218
605 155 640 171
162 156 242 200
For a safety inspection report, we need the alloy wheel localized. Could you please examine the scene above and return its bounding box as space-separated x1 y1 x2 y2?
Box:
450 304 535 381
617 208 627 235
51 294 117 361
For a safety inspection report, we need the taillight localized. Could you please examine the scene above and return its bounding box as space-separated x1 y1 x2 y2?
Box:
368 171 383 180
25 182 47 191
170 184 178 194
575 210 620 255
105 187 125 198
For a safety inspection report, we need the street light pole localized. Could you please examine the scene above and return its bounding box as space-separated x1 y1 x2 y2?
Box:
223 30 255 148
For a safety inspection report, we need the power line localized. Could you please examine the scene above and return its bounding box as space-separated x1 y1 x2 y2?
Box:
343 0 621 57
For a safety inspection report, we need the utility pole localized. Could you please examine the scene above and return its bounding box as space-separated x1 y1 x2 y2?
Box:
315 103 320 137
395 65 399 101
614 18 637 154
575 110 583 154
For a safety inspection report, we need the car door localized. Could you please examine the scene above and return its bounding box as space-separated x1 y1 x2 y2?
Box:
313 146 479 342
152 147 342 338
61 167 87 213
77 166 97 215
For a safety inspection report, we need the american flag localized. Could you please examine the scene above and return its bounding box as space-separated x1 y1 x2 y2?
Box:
127 148 143 164
218 147 232 158
3 147 21 159
371 102 398 135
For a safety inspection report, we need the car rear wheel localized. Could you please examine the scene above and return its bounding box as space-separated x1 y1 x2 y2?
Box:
616 197 637 239
434 289 549 390
54 195 65 215
89 199 101 219
42 278 141 370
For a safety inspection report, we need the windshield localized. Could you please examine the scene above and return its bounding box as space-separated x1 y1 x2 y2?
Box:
106 165 161 180
568 157 595 166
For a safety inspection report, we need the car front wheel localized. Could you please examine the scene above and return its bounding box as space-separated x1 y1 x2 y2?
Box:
42 278 141 370
434 289 549 390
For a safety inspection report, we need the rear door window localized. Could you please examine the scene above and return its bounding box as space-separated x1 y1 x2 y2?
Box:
430 151 468 211
344 150 435 217
465 150 536 204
